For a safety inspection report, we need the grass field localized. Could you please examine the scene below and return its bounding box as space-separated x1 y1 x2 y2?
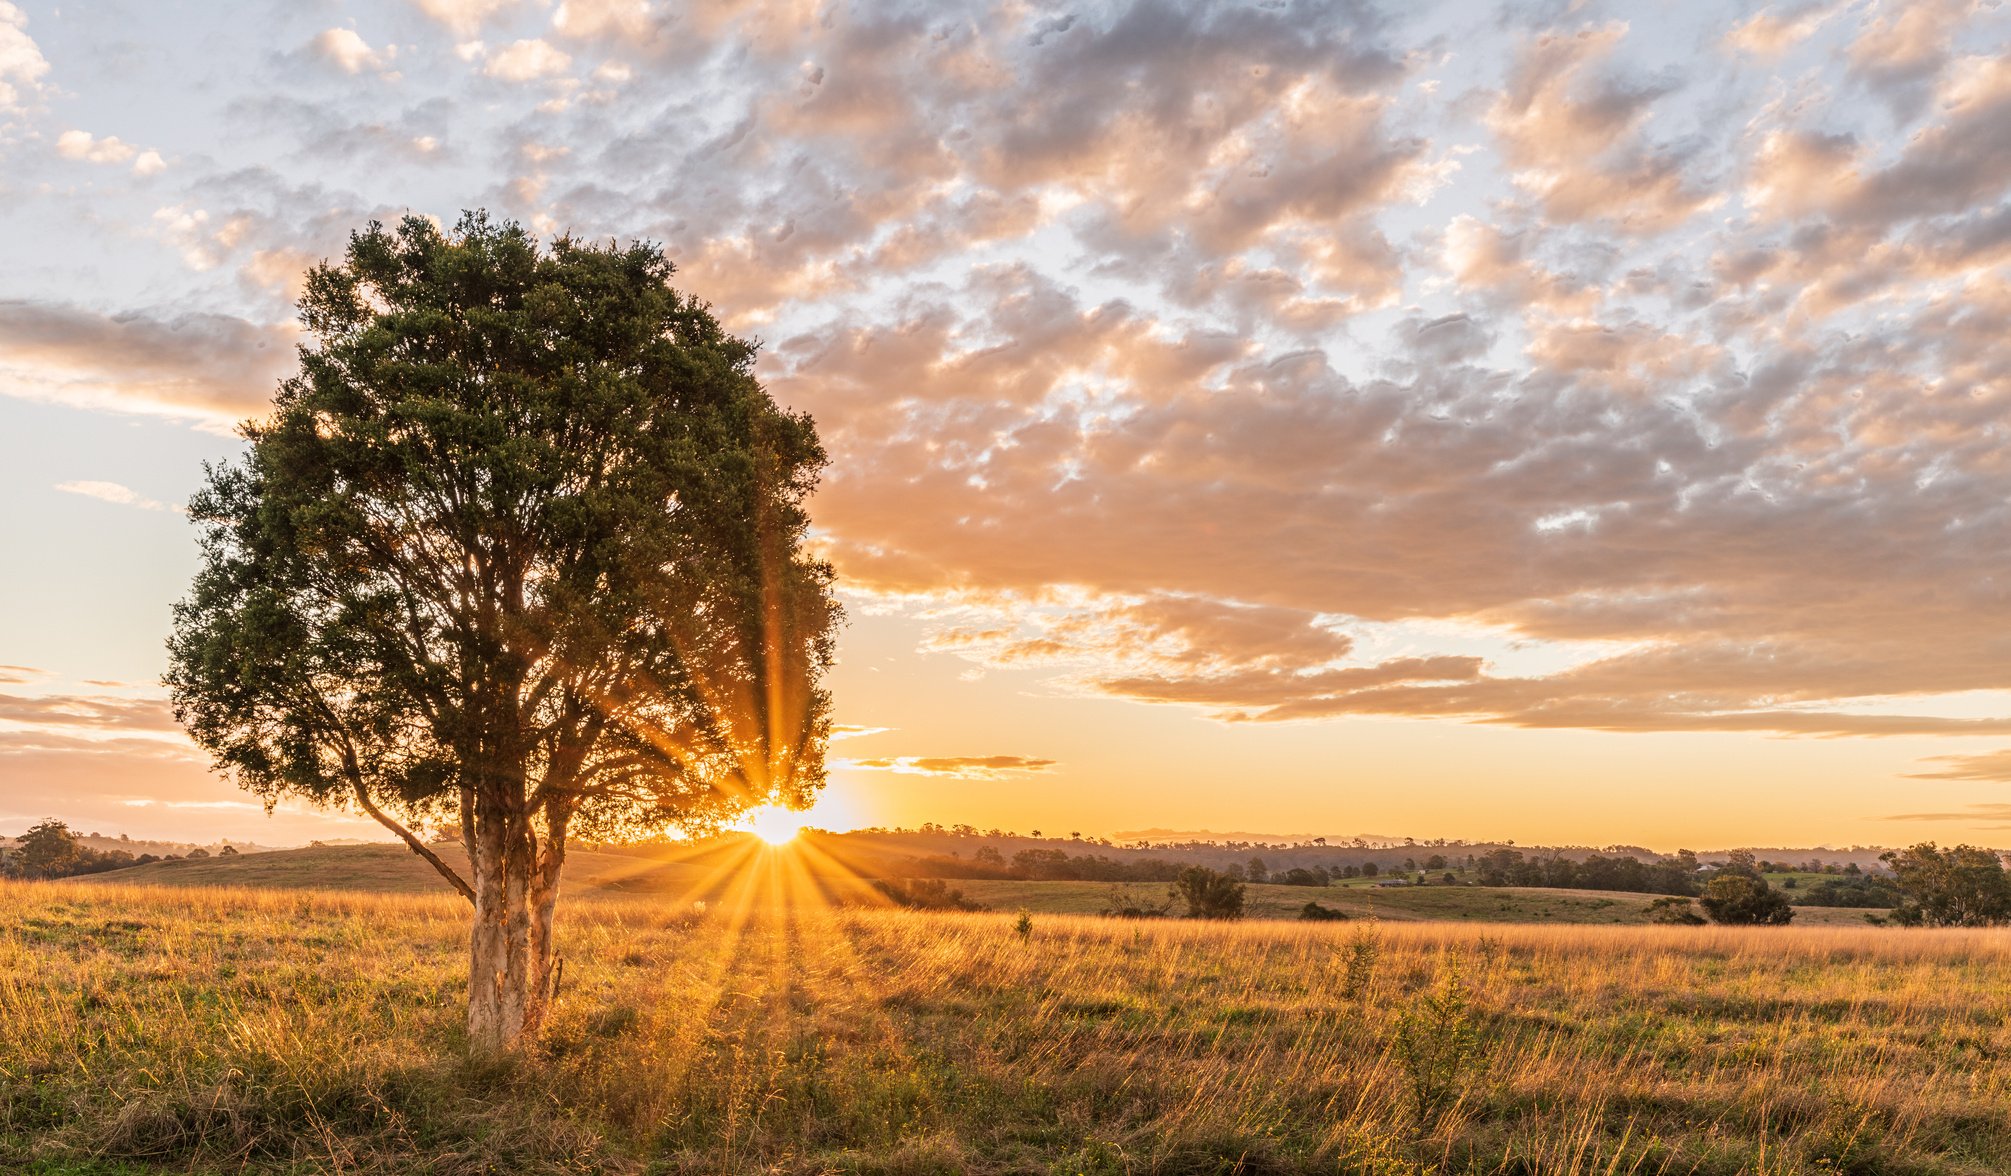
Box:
6 877 2010 1175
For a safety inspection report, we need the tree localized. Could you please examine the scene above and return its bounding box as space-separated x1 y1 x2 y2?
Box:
1881 843 2011 927
1246 856 1268 884
1698 874 1793 925
167 213 839 1052
12 819 85 879
1175 866 1246 919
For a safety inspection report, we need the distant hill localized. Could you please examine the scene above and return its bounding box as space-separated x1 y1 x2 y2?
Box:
0 832 285 859
71 841 717 896
63 838 1891 928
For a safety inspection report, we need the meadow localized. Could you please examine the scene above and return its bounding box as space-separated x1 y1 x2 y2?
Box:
5 876 2011 1175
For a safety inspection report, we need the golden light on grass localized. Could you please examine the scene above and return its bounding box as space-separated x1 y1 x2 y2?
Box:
13 880 2011 1171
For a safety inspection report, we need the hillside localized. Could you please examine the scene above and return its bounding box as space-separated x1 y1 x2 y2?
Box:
72 842 713 896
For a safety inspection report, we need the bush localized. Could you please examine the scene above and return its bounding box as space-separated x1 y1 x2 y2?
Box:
1298 902 1349 921
1797 875 1903 908
1174 866 1245 920
1699 875 1793 925
872 878 986 911
1100 885 1174 918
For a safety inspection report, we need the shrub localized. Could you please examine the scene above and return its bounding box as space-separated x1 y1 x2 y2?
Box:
872 878 985 911
1698 875 1793 925
1339 926 1380 1001
1394 953 1484 1129
1174 866 1246 920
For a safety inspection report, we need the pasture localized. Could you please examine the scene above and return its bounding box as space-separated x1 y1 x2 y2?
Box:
4 877 2010 1174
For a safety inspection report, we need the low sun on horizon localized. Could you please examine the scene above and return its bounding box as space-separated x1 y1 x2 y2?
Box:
743 805 810 845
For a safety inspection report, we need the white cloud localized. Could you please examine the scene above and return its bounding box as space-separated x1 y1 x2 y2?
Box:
412 0 517 37
0 1 49 115
53 480 168 511
55 130 138 164
484 38 571 82
312 27 392 75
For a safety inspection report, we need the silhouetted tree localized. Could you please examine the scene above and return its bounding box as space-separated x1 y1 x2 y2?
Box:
167 213 839 1052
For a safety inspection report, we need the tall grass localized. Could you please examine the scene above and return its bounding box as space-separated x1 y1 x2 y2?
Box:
5 880 2011 1173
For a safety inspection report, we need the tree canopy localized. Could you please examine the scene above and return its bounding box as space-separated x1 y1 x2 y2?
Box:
1882 843 2011 927
167 212 839 1049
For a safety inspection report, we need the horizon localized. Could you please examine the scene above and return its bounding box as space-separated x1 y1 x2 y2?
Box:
5 0 2011 849
0 816 1964 861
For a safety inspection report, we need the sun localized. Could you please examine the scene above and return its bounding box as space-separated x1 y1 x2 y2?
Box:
744 805 807 845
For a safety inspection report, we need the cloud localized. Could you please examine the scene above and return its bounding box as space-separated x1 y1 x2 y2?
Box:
53 480 169 511
1906 749 2011 784
769 224 2011 736
410 0 519 37
55 130 138 164
312 28 394 76
0 300 296 422
1724 3 1838 57
0 1 48 115
1486 24 1715 233
1846 0 1972 117
0 690 179 733
13 0 2011 760
484 39 571 82
1885 804 2011 824
848 755 1059 779
830 725 894 741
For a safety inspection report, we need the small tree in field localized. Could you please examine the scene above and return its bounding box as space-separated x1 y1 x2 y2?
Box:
167 213 839 1052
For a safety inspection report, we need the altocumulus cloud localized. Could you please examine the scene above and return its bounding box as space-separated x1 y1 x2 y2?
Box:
1 0 2008 759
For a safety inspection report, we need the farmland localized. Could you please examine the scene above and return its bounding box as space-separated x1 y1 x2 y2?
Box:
5 876 2009 1174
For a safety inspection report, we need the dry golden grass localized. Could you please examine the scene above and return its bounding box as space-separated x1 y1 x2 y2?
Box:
5 878 2011 1174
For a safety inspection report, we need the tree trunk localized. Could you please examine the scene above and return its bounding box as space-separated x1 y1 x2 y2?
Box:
465 811 566 1053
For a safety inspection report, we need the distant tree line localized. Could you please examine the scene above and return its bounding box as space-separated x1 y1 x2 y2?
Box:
894 846 1386 886
0 819 226 880
1471 849 1702 896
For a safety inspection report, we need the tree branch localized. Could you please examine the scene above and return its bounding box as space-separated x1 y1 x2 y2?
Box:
351 779 476 904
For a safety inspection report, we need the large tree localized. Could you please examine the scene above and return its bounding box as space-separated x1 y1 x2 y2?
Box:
167 213 839 1052
1881 843 2011 927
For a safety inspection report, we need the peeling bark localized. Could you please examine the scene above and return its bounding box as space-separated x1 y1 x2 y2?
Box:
464 787 570 1053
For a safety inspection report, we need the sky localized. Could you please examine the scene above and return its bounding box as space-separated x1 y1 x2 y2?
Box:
1 0 2009 851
